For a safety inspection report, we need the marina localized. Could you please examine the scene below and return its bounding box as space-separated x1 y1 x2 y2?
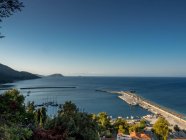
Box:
32 96 59 108
109 90 186 129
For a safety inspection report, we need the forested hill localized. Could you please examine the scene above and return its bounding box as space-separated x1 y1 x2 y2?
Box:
0 63 39 84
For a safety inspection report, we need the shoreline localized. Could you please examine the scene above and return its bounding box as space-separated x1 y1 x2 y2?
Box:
108 90 186 129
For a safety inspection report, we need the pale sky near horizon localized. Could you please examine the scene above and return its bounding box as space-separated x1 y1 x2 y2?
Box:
0 0 186 76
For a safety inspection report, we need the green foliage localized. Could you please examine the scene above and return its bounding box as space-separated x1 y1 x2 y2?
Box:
100 130 112 138
113 118 129 134
34 107 47 127
93 112 115 138
74 112 99 140
118 125 125 134
0 89 39 140
24 101 35 124
153 117 169 140
0 0 23 19
0 0 24 37
58 101 78 116
27 101 35 113
129 124 139 133
0 124 32 140
174 125 180 132
45 101 99 140
128 119 147 133
139 119 146 129
0 89 26 123
97 112 111 131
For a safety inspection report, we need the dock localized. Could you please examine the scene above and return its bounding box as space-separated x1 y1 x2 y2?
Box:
108 90 186 129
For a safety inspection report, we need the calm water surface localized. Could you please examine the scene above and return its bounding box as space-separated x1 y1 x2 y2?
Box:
1 77 186 118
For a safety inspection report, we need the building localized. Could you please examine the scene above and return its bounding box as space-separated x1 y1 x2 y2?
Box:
130 132 151 140
117 133 132 140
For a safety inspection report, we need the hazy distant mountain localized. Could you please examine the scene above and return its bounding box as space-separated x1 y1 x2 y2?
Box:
47 74 64 78
0 63 40 84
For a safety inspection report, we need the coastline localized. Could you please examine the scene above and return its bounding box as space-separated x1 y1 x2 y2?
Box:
108 90 186 129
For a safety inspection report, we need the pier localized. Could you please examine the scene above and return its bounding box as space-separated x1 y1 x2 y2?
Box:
109 90 186 129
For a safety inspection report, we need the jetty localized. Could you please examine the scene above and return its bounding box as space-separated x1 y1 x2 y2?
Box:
20 86 76 90
107 90 186 129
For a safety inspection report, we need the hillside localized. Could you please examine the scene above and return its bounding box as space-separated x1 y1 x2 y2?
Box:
0 63 40 84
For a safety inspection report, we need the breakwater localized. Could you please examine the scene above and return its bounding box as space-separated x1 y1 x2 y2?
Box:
106 90 186 129
20 86 77 89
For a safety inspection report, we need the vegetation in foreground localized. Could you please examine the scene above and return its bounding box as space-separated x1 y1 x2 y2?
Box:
0 89 179 140
0 0 24 38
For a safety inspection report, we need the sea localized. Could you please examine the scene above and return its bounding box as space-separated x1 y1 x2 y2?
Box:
1 77 186 118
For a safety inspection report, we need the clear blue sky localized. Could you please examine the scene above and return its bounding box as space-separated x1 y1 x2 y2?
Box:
0 0 186 76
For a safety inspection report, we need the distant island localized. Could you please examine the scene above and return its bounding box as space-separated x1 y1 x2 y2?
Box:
0 63 39 84
46 73 64 78
0 63 65 84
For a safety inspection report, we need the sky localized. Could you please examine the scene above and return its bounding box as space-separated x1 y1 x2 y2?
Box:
0 0 186 76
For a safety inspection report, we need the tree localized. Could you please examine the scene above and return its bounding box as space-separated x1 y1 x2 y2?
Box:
58 101 78 116
97 112 111 130
0 0 24 38
0 89 34 140
96 112 113 138
34 107 47 127
129 124 139 133
128 119 147 134
1 124 32 140
73 112 99 140
118 125 125 134
44 101 99 140
139 119 146 131
0 89 25 123
113 118 129 134
153 117 169 140
174 125 180 132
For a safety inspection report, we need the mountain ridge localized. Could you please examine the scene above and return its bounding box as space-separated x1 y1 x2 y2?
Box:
0 63 40 84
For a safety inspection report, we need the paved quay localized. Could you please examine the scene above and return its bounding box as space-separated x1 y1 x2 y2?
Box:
110 90 186 130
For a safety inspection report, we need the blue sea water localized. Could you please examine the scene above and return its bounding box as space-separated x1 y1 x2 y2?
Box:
1 77 186 118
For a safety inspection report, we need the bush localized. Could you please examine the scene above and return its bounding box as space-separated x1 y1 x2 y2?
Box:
152 117 169 140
